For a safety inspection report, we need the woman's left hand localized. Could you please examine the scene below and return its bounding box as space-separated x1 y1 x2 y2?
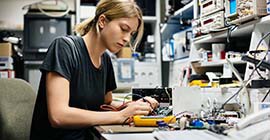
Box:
137 96 159 109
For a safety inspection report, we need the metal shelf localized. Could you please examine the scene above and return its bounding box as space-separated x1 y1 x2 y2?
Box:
193 15 270 45
200 59 246 67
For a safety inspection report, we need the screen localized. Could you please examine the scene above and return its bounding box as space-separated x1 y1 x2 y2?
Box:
230 0 237 15
24 14 71 52
28 19 67 48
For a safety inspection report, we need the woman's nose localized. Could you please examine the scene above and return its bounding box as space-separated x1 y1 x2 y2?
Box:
123 33 131 43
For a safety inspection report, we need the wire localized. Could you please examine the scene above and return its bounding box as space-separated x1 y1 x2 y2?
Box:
215 32 270 117
22 0 70 17
226 25 238 49
261 89 270 102
37 0 70 17
123 93 143 104
164 87 171 105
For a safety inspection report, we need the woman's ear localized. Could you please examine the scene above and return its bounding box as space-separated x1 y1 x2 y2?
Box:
98 14 107 29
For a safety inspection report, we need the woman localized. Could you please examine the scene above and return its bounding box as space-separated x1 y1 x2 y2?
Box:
30 0 159 140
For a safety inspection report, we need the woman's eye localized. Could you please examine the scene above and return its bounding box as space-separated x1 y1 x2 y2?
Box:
121 27 129 32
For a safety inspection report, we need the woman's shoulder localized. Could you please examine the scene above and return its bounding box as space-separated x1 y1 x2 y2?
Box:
51 35 82 50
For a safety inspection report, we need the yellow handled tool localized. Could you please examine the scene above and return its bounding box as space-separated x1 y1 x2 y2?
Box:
133 115 176 127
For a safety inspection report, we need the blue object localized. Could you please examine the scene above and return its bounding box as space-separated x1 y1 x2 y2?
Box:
156 120 169 131
230 0 237 15
191 119 204 127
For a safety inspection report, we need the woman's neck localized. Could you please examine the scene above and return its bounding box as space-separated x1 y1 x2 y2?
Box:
82 31 106 68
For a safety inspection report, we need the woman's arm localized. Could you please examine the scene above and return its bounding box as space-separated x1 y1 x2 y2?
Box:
46 72 151 129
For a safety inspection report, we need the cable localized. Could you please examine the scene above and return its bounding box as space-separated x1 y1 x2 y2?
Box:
215 32 270 117
261 89 270 102
226 25 238 49
37 0 70 17
164 87 171 105
123 93 143 104
22 0 70 17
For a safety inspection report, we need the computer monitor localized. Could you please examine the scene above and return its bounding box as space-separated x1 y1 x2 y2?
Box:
23 13 71 53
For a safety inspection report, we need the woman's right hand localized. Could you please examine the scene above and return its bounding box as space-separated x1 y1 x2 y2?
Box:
119 101 152 123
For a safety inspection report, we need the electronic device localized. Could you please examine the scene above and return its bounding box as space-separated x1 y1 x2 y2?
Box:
23 13 71 60
200 11 225 33
153 108 270 140
242 55 270 70
0 57 13 70
192 18 203 37
225 0 267 24
200 0 224 17
132 88 172 106
133 115 176 127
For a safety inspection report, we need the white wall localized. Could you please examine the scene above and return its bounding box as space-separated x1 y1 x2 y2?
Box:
0 0 75 30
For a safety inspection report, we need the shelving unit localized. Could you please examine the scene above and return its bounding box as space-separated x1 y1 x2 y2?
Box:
160 1 194 42
164 0 270 86
160 1 194 87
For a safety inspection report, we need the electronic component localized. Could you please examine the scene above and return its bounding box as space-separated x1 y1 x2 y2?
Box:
200 0 224 17
133 115 176 127
132 88 172 106
200 11 225 33
225 0 267 24
241 55 270 70
0 57 13 70
192 18 203 37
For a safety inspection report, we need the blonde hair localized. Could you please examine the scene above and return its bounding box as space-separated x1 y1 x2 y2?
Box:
75 0 144 51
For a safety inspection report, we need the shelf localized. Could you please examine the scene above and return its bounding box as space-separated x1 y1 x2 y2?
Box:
190 58 246 74
172 1 194 20
192 58 246 67
193 15 270 45
160 1 193 41
143 16 157 23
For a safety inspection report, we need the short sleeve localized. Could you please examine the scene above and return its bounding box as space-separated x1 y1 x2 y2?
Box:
40 37 75 81
105 54 117 92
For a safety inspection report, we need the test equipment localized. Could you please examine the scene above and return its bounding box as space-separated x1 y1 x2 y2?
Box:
200 11 225 33
225 0 267 24
200 0 225 17
133 115 176 127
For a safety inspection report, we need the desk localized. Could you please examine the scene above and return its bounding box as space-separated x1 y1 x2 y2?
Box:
94 125 156 140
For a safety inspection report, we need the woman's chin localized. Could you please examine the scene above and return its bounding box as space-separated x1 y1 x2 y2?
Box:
108 48 121 54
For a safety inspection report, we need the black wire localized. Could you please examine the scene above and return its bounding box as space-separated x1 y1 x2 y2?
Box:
123 93 143 104
261 89 270 102
121 117 131 126
215 32 270 117
255 69 266 80
216 86 244 116
226 25 238 49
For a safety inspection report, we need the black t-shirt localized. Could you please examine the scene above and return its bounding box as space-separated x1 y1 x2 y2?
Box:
30 36 117 140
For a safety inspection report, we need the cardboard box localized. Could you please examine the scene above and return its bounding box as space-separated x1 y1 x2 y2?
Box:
117 47 132 58
0 43 12 56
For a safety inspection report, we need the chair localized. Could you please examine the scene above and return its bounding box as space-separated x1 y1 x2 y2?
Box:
0 78 36 140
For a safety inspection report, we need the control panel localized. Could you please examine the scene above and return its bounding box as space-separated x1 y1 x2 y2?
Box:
201 0 224 17
201 11 225 33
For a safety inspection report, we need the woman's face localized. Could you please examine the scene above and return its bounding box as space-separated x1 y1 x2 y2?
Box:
99 16 139 53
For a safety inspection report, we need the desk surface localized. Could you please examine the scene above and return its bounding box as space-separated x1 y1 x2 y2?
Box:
95 125 156 140
96 125 156 133
102 133 155 140
94 125 226 140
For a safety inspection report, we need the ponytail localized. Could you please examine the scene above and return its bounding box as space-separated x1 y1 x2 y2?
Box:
74 17 95 36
